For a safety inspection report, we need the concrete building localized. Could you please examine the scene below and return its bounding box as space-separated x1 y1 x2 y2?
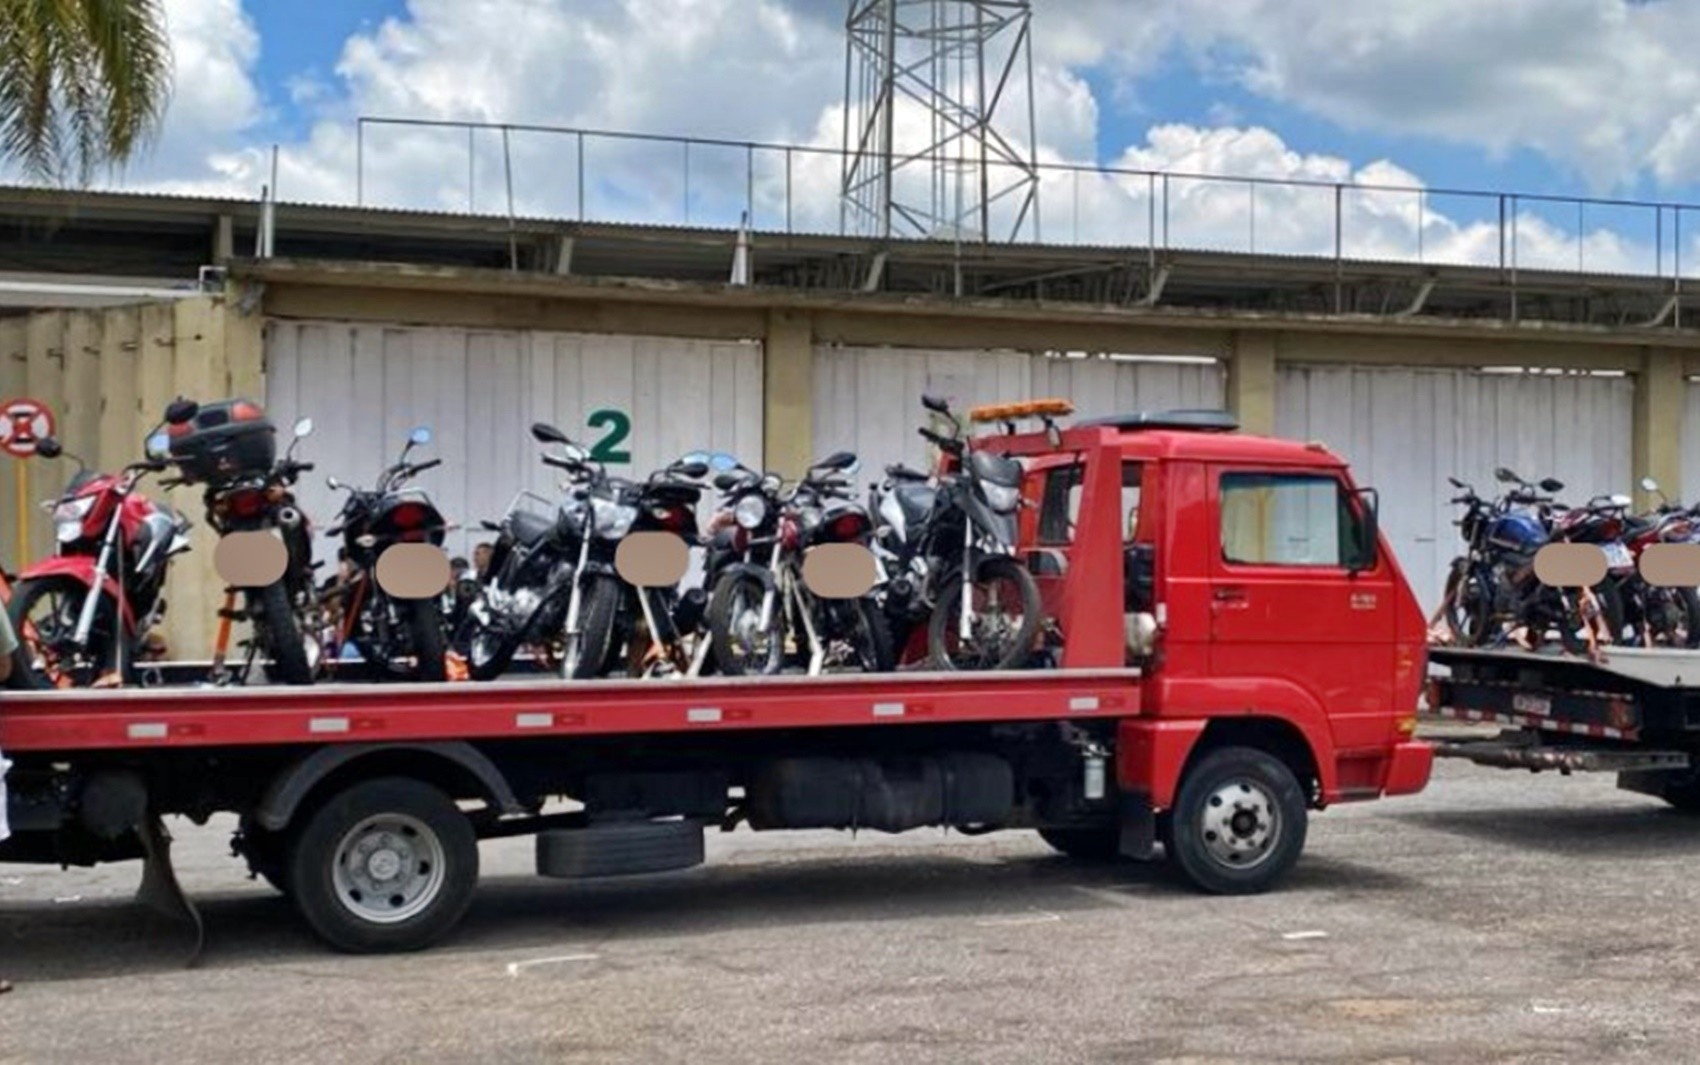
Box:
2 183 1697 655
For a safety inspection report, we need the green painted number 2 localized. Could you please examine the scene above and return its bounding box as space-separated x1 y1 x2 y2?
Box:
588 408 632 464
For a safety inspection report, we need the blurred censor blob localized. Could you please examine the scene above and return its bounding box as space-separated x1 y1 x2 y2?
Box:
213 531 289 588
1638 543 1700 587
375 543 451 600
615 532 689 588
800 543 878 599
1533 543 1607 588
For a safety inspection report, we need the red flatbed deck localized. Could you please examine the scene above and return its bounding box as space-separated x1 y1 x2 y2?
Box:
0 669 1143 755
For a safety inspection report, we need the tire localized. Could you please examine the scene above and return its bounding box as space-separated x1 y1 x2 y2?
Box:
286 777 479 954
250 581 315 685
708 571 785 676
561 574 621 680
535 821 705 879
465 619 520 681
926 555 1043 671
1166 746 1308 895
401 598 448 683
1641 586 1700 649
1442 563 1491 647
1037 826 1120 862
6 576 123 690
1557 583 1623 655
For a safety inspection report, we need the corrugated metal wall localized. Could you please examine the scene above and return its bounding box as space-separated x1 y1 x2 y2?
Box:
1684 378 1700 507
265 321 764 565
1277 364 1635 614
812 345 1226 482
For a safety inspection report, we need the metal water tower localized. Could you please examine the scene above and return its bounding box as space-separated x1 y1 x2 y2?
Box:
841 0 1041 243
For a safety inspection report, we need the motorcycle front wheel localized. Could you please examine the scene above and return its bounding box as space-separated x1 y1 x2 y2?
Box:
1441 563 1492 647
248 581 316 685
707 571 786 676
561 574 621 680
7 576 124 689
926 556 1043 671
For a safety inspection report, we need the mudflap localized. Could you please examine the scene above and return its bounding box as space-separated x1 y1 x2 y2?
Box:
136 816 205 968
1116 790 1158 861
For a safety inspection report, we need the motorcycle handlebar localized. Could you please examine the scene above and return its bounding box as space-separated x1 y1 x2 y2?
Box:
541 455 580 471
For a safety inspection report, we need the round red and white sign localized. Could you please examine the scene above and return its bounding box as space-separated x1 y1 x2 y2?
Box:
0 398 56 458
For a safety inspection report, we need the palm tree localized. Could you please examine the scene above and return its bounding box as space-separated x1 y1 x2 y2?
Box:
0 0 172 184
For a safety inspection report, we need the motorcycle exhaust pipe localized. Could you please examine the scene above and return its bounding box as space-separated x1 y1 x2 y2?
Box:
276 506 304 528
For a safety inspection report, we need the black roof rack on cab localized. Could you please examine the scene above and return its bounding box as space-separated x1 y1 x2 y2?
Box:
1074 409 1240 433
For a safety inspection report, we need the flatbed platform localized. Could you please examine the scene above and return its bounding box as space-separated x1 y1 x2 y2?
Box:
0 668 1143 755
1430 646 1700 690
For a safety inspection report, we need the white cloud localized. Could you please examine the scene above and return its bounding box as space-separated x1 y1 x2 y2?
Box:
42 0 1692 283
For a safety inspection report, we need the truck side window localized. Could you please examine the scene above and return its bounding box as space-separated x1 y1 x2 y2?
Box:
1219 472 1361 567
1037 463 1082 545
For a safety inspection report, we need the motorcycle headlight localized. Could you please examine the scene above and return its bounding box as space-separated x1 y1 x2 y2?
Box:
982 481 1020 514
592 497 638 538
734 495 768 530
53 496 95 541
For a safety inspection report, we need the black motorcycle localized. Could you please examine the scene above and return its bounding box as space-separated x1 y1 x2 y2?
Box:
161 397 322 685
876 394 1042 670
704 451 892 676
322 426 450 682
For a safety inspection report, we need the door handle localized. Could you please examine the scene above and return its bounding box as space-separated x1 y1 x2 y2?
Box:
1213 586 1247 602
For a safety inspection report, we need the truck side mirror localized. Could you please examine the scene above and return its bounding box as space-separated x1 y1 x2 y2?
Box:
1348 487 1379 572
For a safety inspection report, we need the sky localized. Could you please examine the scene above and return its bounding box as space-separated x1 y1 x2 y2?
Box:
35 0 1700 276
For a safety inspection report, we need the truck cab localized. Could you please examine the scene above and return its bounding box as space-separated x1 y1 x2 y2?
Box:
975 406 1434 884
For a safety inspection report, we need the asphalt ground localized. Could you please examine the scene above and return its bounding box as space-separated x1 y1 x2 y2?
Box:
4 727 1700 1064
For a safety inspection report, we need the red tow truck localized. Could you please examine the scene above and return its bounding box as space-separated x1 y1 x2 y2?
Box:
0 409 1434 956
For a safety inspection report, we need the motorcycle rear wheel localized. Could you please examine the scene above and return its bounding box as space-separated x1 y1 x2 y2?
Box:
249 581 316 685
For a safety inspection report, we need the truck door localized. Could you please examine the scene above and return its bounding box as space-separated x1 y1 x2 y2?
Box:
1207 466 1396 750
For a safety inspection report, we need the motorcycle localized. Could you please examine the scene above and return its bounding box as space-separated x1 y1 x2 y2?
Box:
161 398 323 686
902 393 1043 670
866 458 939 661
704 451 893 676
1614 476 1700 647
1441 467 1618 654
459 425 713 681
321 426 451 681
5 434 190 688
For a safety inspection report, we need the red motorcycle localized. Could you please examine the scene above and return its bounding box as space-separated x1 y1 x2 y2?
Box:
6 437 190 688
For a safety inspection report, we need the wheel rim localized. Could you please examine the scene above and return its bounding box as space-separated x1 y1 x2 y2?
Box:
330 813 447 924
18 584 107 687
1198 778 1281 869
940 575 1025 668
728 582 776 666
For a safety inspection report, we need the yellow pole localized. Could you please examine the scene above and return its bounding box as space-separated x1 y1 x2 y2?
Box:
13 459 27 563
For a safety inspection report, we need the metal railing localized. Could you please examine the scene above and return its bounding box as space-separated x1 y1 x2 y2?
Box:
350 116 1699 286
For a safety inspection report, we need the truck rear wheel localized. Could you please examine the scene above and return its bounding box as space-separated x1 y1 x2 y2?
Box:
1166 746 1307 895
287 777 479 953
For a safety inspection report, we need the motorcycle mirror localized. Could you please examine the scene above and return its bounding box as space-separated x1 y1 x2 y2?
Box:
1540 478 1565 493
921 393 950 414
409 426 433 447
165 398 199 425
1494 467 1519 484
677 461 711 479
293 417 315 439
1641 476 1661 493
713 471 742 491
144 432 171 461
34 436 62 460
818 451 858 471
531 422 571 445
1447 476 1465 489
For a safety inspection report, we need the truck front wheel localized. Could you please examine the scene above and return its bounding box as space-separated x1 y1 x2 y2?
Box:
287 777 479 953
1166 746 1307 895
